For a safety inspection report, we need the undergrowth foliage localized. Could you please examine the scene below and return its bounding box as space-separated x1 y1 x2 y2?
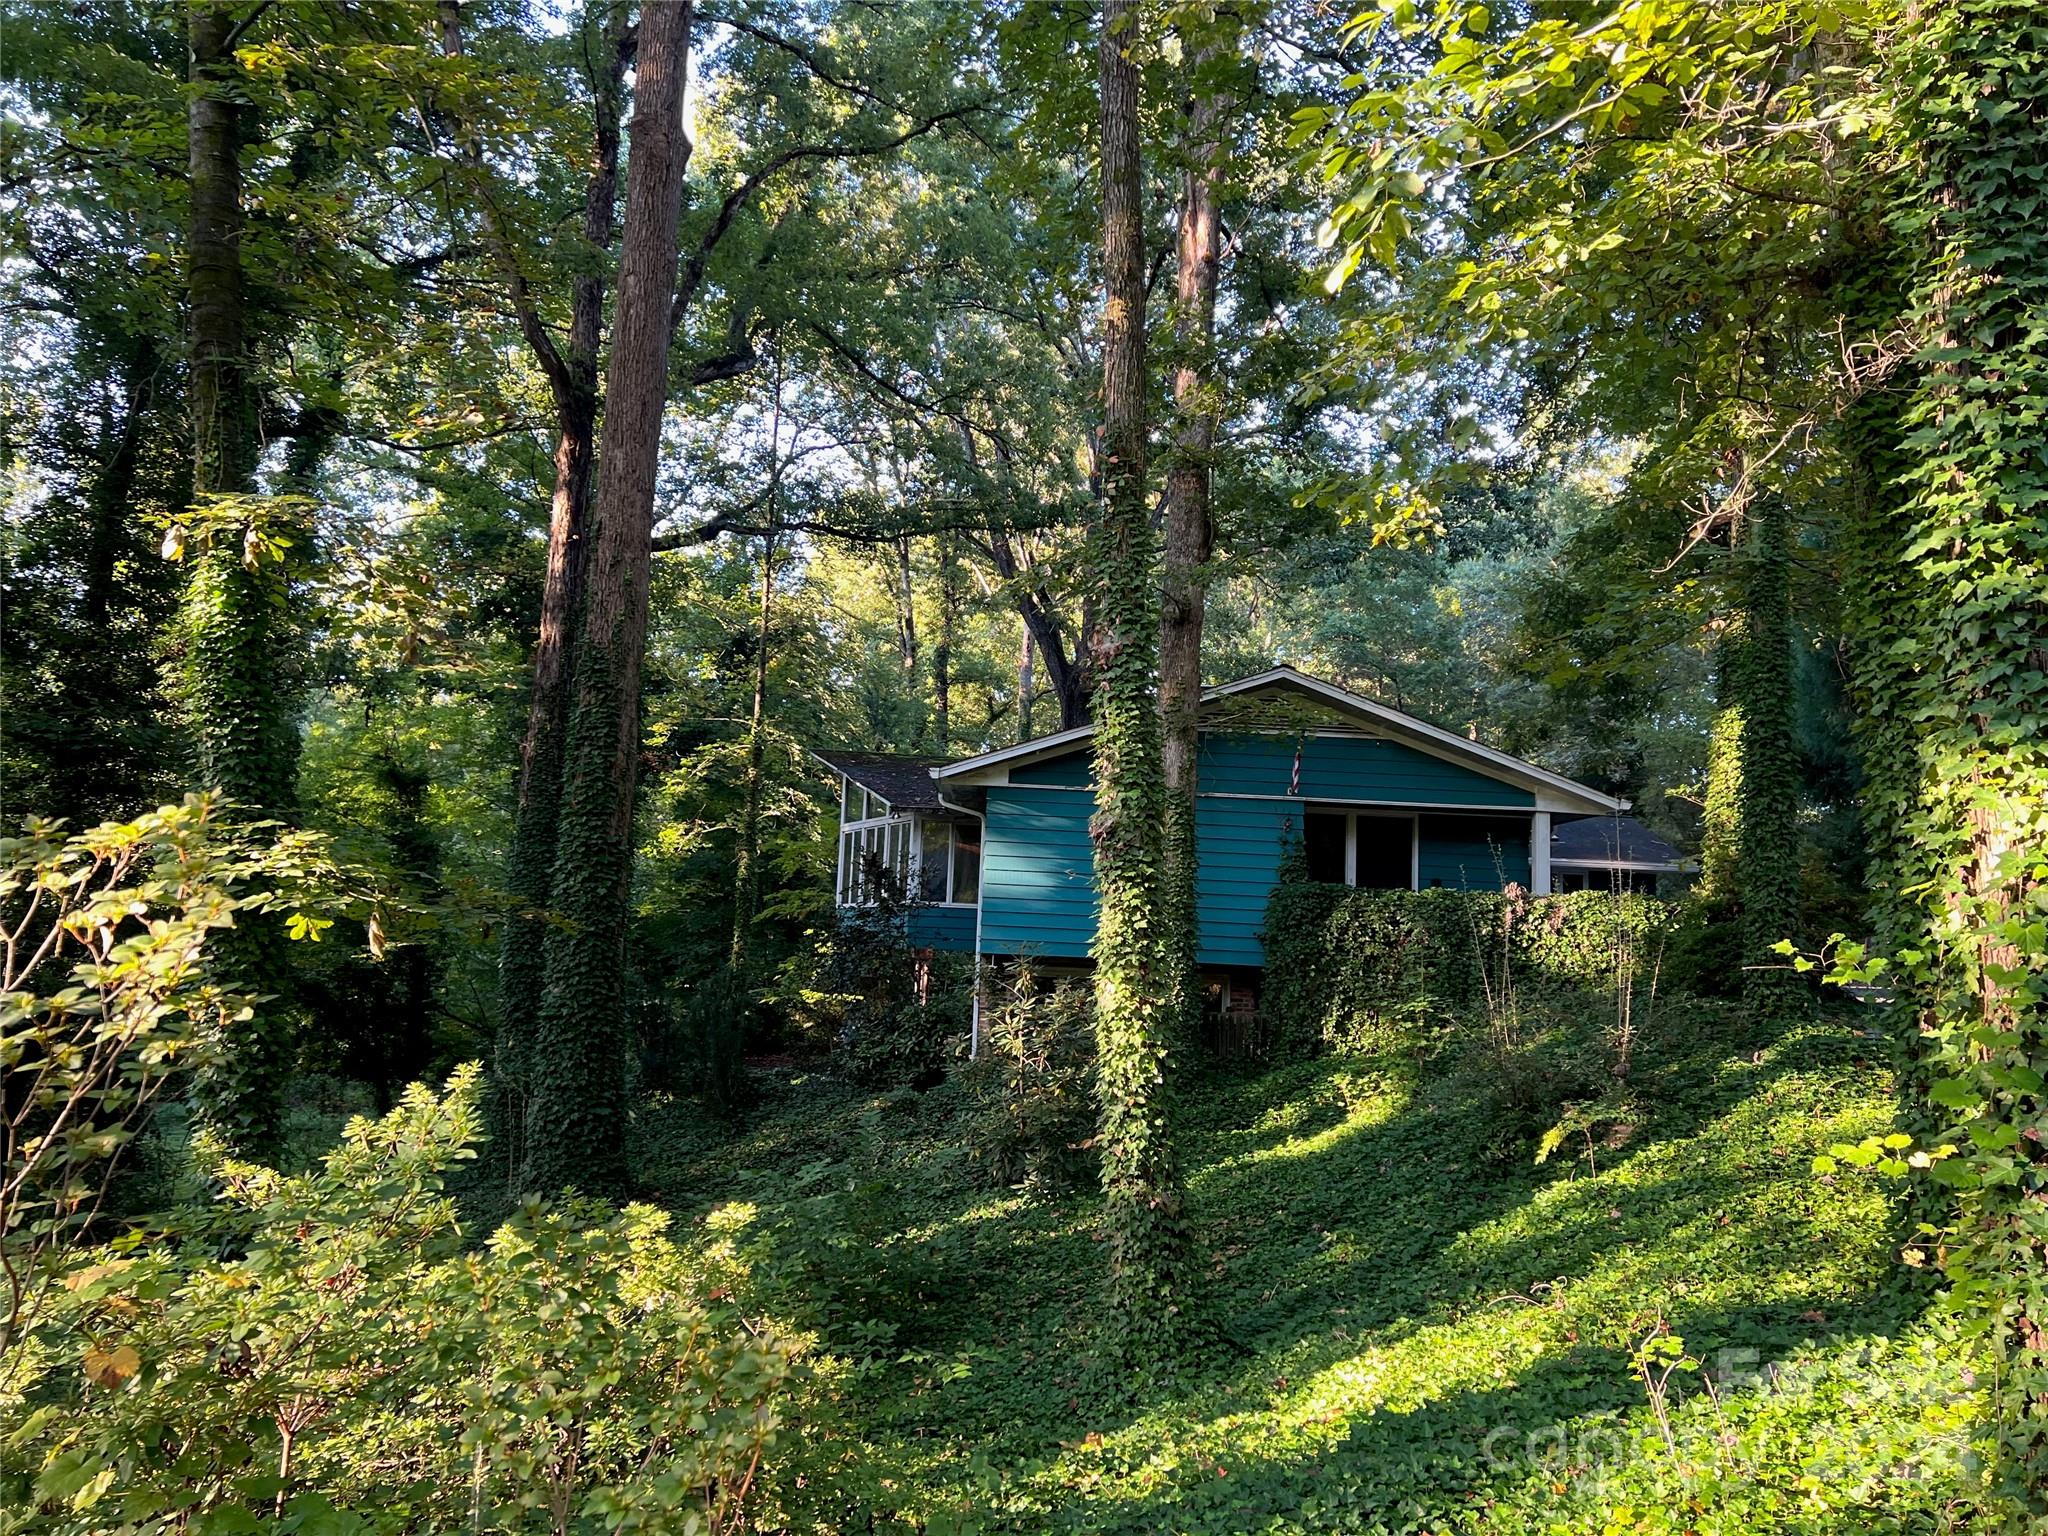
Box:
815 861 969 1088
4 1067 796 1534
1260 875 1673 1061
959 969 1098 1193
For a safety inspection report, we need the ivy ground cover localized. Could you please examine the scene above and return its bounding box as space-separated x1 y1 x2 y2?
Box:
641 1003 1991 1535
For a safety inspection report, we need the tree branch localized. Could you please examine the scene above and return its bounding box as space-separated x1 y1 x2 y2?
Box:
670 101 987 335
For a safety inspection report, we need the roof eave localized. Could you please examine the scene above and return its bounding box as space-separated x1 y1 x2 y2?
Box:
929 666 1628 815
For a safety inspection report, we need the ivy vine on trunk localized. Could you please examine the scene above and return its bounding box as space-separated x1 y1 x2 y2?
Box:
1090 0 1190 1366
176 0 301 1158
523 0 696 1199
1848 0 2048 1501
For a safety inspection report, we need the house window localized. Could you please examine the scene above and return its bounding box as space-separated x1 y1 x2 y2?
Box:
911 818 982 906
838 789 983 909
952 824 981 906
1298 808 1416 891
1355 814 1414 890
1304 812 1347 884
919 821 952 903
837 790 911 904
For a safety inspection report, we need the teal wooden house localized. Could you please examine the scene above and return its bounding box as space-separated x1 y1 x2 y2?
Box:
817 667 1636 1023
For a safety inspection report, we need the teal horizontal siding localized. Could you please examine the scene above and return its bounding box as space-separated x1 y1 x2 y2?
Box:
979 786 1096 959
1197 732 1533 807
1193 796 1295 967
906 904 977 952
974 733 1535 967
1416 813 1533 891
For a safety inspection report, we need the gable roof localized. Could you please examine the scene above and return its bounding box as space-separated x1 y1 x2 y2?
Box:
811 751 950 812
933 665 1628 815
1551 814 1682 869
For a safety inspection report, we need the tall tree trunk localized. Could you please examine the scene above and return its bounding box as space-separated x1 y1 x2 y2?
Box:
51 335 162 829
180 0 299 1157
523 0 695 1198
934 532 956 751
1697 647 1743 905
1158 18 1232 1046
472 0 634 1173
82 339 157 635
894 535 918 672
1090 0 1188 1361
1731 504 1804 1024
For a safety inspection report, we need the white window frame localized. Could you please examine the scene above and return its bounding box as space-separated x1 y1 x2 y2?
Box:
835 784 983 909
836 789 914 905
911 819 981 908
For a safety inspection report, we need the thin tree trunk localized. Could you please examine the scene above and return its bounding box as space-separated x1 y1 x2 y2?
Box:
1016 624 1035 744
1158 20 1231 1046
524 0 695 1197
82 340 157 634
934 533 956 751
895 535 918 672
1732 503 1805 1024
1091 0 1188 1361
731 354 784 971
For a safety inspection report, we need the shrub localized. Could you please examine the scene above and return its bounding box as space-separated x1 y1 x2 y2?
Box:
3 1066 796 1534
813 865 969 1088
0 796 360 1354
1260 879 1675 1060
1662 892 1744 999
958 969 1098 1193
645 966 755 1113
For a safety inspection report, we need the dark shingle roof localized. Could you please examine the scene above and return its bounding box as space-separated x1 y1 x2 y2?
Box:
1551 815 1681 868
813 752 948 811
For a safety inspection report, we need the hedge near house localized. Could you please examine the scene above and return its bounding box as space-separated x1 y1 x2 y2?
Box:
1260 876 1675 1057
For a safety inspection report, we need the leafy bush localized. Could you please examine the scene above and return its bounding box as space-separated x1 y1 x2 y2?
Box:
0 797 361 1352
1260 878 1674 1060
812 866 968 1088
644 966 754 1114
3 1066 796 1534
958 969 1098 1193
1661 892 1744 999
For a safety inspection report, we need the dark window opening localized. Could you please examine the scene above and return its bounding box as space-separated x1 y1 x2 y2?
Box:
1356 816 1413 890
1303 812 1347 883
952 825 982 906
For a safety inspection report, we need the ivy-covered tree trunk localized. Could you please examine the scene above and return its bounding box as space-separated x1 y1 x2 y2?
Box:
1697 651 1743 906
179 0 299 1157
443 0 633 1176
1091 0 1189 1362
1854 1 2048 1501
1158 17 1232 1050
523 0 694 1198
1729 505 1805 1025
